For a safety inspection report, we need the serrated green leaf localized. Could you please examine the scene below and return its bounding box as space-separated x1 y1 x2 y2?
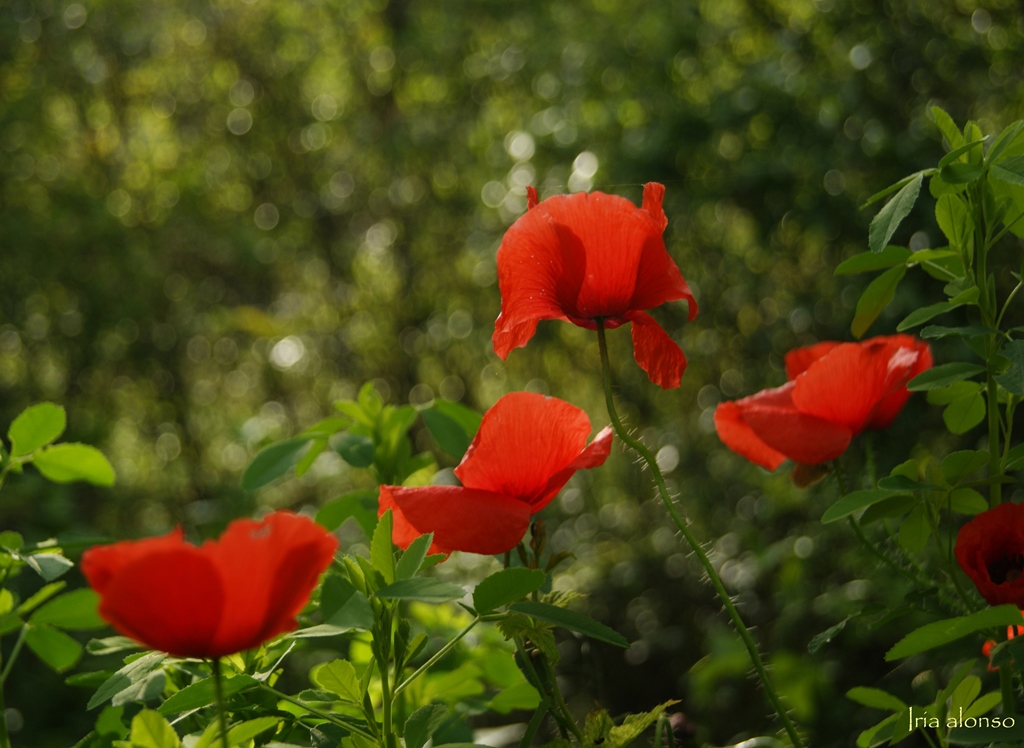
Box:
33 443 116 486
869 173 922 253
88 652 167 710
473 568 547 613
395 533 434 580
240 437 312 492
26 623 83 672
852 264 907 339
371 509 395 584
846 686 907 712
820 489 906 524
313 659 362 701
377 578 465 603
907 363 985 391
886 605 1024 660
509 601 628 648
157 674 258 715
986 120 1024 164
31 588 105 630
404 703 448 748
334 432 376 468
127 709 181 748
8 402 66 457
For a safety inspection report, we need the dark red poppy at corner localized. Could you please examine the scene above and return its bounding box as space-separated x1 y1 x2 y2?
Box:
491 183 698 390
713 335 932 471
379 391 613 556
956 502 1024 608
81 511 338 659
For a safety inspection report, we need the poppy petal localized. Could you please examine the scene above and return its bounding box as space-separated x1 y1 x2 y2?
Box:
955 502 1024 607
868 337 932 429
714 400 787 471
792 338 926 434
80 528 187 594
94 546 224 658
627 311 688 389
386 484 532 555
207 513 338 655
379 485 449 555
455 392 593 502
784 341 841 379
534 426 614 511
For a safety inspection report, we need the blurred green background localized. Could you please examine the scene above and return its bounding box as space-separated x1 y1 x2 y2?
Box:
2 0 1023 745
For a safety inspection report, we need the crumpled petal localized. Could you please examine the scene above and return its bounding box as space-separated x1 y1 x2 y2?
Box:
535 426 614 511
384 484 533 556
455 392 594 502
379 485 449 555
627 311 689 390
868 336 933 429
714 400 787 472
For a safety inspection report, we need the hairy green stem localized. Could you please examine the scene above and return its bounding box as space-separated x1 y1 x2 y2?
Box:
211 658 230 748
519 705 547 748
595 321 803 748
514 636 580 741
394 617 479 697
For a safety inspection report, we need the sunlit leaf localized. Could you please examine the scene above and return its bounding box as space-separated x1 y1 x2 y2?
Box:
8 402 66 457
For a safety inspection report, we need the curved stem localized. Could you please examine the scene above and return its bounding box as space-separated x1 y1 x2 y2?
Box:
595 321 803 748
258 684 378 741
0 627 26 683
394 618 479 697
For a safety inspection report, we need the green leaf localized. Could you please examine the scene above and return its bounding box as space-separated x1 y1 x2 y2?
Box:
25 623 83 672
1006 444 1024 471
313 659 362 701
24 552 74 581
421 400 482 459
88 651 167 710
860 171 931 210
127 709 181 748
404 704 448 748
995 340 1024 395
964 690 1003 719
886 605 1024 660
371 509 395 584
935 194 973 250
947 719 1024 745
942 390 986 435
33 443 116 486
808 617 849 653
898 504 930 553
860 495 918 525
856 713 899 748
896 301 959 331
908 363 985 391
87 636 140 655
473 568 547 613
609 701 678 748
315 489 378 536
226 717 280 746
852 264 907 339
376 578 466 603
157 674 258 715
876 475 941 492
31 588 105 630
240 437 312 492
488 681 541 714
932 107 963 150
938 139 987 169
835 246 911 276
869 172 922 254
17 580 66 616
991 155 1024 187
509 601 628 648
941 451 990 485
920 324 997 340
846 686 907 712
294 437 328 477
334 432 376 468
8 402 66 457
949 488 988 515
395 532 434 580
292 577 373 636
820 489 907 524
941 162 985 184
985 120 1024 164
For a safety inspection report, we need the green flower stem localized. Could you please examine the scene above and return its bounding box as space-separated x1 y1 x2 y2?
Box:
595 321 803 748
393 617 479 697
259 683 377 740
211 658 230 748
0 627 26 683
518 705 547 748
513 636 581 742
1001 666 1016 719
0 646 9 748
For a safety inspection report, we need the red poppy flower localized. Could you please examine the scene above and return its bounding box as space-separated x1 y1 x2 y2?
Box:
379 392 612 555
491 183 697 389
955 502 1024 608
713 335 932 470
81 512 338 658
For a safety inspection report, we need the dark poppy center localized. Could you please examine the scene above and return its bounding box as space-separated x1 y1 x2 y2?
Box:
988 553 1024 585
